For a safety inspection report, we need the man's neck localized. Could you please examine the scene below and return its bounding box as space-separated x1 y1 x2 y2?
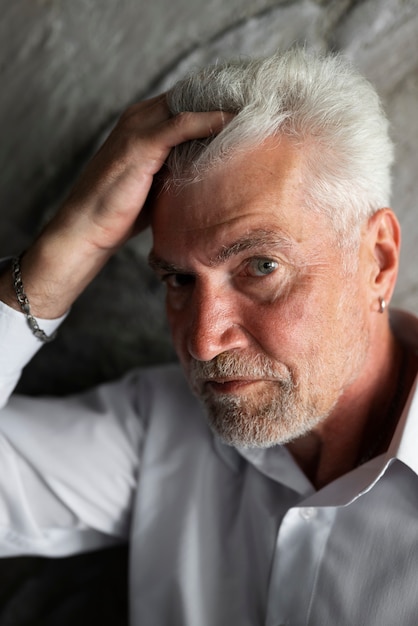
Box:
286 333 418 490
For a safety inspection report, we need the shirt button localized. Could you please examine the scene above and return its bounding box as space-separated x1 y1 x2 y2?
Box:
299 506 317 520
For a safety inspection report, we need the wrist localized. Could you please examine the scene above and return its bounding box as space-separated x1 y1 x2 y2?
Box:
1 223 113 320
11 255 58 342
20 232 112 319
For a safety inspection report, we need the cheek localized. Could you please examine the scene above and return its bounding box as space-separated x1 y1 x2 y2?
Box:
254 316 305 362
241 297 313 360
248 280 344 363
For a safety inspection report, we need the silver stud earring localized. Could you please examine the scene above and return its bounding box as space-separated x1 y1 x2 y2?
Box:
378 297 387 314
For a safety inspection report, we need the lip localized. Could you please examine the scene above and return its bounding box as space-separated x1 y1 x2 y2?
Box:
205 379 266 394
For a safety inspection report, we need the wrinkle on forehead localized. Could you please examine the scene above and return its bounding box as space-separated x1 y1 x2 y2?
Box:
150 135 340 272
149 228 296 274
153 137 304 225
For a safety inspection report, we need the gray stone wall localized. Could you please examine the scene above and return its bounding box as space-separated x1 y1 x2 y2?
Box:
1 0 417 395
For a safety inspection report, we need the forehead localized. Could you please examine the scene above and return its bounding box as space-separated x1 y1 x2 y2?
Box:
151 137 331 260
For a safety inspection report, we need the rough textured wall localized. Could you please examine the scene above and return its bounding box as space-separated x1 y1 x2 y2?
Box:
1 0 417 395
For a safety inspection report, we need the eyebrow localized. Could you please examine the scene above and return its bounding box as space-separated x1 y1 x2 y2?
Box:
148 229 294 274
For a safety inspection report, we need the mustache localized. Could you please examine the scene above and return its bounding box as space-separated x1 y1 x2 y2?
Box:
189 351 290 387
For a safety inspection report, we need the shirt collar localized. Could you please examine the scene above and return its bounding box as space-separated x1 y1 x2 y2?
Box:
213 436 314 496
387 309 418 474
386 376 418 473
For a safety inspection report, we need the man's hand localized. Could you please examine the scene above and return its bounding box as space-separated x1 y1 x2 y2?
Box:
60 95 227 251
0 96 228 318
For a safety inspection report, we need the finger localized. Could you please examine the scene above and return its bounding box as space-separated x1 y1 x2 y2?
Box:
119 94 170 125
159 110 234 150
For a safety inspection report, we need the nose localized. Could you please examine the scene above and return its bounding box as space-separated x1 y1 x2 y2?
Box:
186 284 250 362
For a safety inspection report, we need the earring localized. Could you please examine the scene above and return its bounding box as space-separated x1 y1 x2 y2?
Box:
378 297 387 314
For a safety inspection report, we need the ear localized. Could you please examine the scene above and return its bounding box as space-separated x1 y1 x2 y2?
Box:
364 209 401 312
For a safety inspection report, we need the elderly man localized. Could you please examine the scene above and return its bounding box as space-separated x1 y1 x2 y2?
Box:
0 48 417 625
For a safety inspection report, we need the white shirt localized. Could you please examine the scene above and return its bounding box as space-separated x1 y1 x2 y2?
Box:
0 300 418 626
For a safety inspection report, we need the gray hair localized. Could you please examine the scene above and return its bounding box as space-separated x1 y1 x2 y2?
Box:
166 48 394 242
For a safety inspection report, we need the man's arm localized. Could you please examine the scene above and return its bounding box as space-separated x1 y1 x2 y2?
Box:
0 370 146 556
0 96 227 319
0 97 227 404
0 98 228 554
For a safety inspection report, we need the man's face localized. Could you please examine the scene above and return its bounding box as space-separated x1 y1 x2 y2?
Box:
150 137 371 448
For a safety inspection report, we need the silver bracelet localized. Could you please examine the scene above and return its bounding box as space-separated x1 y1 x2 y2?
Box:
12 255 57 343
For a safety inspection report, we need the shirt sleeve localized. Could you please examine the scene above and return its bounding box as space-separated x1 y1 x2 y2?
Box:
0 371 145 557
0 288 144 557
0 300 67 408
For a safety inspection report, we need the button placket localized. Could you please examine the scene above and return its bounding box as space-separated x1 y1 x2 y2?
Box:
265 506 336 626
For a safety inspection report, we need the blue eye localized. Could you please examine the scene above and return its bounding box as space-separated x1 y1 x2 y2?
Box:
248 258 279 276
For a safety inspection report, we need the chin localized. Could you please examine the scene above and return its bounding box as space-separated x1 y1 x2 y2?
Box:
202 391 328 449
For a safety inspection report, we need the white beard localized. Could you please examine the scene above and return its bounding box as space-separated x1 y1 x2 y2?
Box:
188 351 335 448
